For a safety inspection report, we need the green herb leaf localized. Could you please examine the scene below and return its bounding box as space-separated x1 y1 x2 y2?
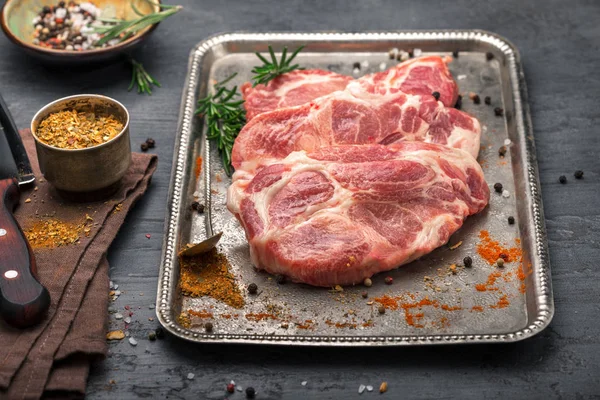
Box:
251 45 305 87
195 73 246 176
128 58 161 95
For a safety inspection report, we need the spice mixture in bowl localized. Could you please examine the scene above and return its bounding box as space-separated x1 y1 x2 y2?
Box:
31 94 131 193
1 0 162 62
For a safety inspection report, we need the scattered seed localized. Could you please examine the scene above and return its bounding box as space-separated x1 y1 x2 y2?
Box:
106 330 125 340
508 216 515 225
141 142 149 152
352 68 361 76
455 95 462 110
155 327 165 339
407 48 414 58
498 146 507 157
128 337 138 346
246 387 256 398
25 198 32 203
452 50 459 58
353 62 361 70
363 278 372 287
361 60 369 69
146 138 156 148
484 96 491 105
384 276 393 285
388 48 398 59
502 190 510 198
398 50 410 61
358 384 366 394
248 283 258 294
494 183 503 193
496 258 505 268
486 52 494 60
473 94 481 104
574 170 584 179
148 331 156 341
413 48 422 57
432 91 440 101
378 305 386 314
559 175 567 184
379 62 387 71
494 107 504 117
463 256 473 268
275 274 286 284
449 241 463 250
205 322 213 332
362 291 368 299
227 383 235 393
380 382 388 393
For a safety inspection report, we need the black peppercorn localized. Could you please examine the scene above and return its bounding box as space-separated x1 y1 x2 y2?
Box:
275 274 286 284
191 201 205 213
494 182 503 193
408 48 414 58
494 107 504 117
205 322 213 332
246 387 256 398
473 94 481 104
248 283 258 294
486 52 494 61
508 216 515 225
362 291 368 299
141 142 149 151
59 1 65 7
146 138 156 148
559 175 567 184
463 256 473 268
452 50 459 58
484 96 491 105
432 91 440 101
43 5 51 13
353 62 361 70
574 170 584 179
455 95 462 110
498 146 507 157
155 327 165 339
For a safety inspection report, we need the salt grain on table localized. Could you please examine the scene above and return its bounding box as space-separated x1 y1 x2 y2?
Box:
301 381 307 386
149 304 155 309
504 138 512 146
187 373 195 380
366 385 373 392
128 337 138 346
379 62 386 71
361 60 369 69
114 313 123 320
358 384 366 394
502 190 510 198
457 74 467 80
237 386 243 392
124 317 131 324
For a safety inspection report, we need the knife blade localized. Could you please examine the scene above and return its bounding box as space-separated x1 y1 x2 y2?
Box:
0 92 50 329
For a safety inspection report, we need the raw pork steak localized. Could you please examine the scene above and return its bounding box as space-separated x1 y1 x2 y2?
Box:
227 142 489 287
232 86 480 175
242 56 458 121
242 70 353 121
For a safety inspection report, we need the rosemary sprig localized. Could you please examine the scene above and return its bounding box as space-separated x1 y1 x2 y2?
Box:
128 58 161 95
195 74 246 176
94 2 182 46
251 45 305 87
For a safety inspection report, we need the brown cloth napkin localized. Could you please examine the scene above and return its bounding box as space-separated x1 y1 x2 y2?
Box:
0 130 157 400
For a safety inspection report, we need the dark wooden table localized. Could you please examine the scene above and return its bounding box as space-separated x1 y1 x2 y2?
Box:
1 0 599 398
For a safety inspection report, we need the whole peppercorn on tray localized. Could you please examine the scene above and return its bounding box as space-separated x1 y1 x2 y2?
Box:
157 31 554 346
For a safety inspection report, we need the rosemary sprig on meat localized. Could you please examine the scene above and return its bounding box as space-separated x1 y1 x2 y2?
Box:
251 45 305 87
195 73 246 176
94 2 182 46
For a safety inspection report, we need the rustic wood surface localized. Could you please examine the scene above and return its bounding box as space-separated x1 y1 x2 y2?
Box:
1 0 599 398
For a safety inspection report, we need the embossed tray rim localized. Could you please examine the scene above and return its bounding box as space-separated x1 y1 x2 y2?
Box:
157 30 554 346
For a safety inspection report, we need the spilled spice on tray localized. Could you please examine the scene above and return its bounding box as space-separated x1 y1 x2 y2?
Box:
195 156 203 179
471 306 484 312
477 230 522 265
245 313 278 322
177 312 192 328
475 271 503 292
296 319 316 330
187 309 214 319
25 216 93 249
490 294 510 309
36 109 123 149
178 247 245 308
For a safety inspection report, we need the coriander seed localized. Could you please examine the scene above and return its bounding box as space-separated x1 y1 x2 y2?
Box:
496 258 504 268
363 278 372 287
378 305 386 314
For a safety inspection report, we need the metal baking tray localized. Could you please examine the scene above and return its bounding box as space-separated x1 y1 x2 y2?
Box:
157 31 554 346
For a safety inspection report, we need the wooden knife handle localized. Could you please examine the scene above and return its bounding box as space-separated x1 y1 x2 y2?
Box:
0 178 50 328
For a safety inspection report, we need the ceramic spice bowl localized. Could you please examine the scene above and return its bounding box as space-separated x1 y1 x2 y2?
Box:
0 0 161 63
31 94 131 194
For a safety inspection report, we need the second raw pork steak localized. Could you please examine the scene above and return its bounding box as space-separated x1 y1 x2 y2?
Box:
227 142 489 287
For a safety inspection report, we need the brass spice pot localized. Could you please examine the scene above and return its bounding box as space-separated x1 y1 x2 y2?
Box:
31 94 131 194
